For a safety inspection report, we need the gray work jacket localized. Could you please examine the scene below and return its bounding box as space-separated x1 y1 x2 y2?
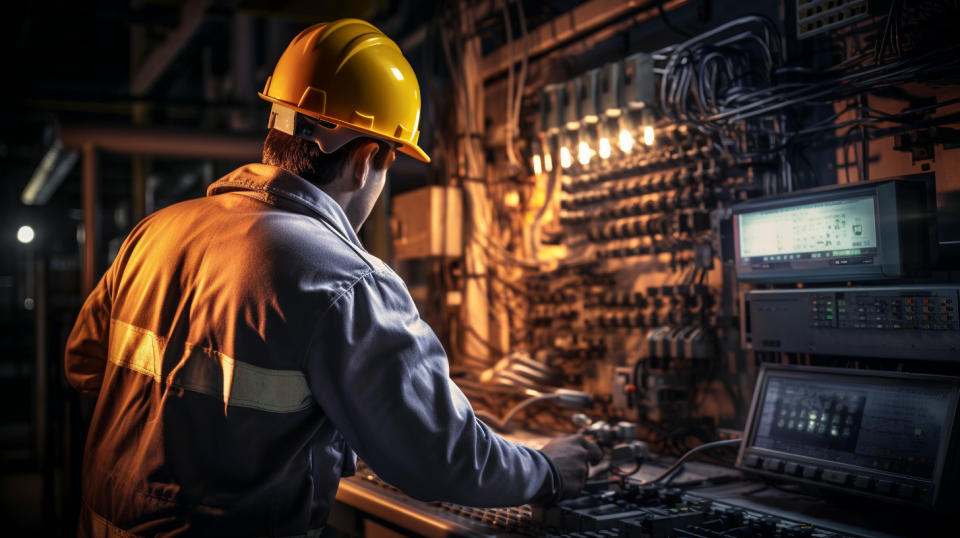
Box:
64 163 561 536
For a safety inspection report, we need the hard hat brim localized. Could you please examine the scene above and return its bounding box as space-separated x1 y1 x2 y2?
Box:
259 94 431 163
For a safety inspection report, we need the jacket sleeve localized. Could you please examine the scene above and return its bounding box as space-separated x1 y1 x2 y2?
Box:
304 270 562 507
64 271 113 399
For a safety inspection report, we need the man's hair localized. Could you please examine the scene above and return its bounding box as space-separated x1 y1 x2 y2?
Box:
262 129 392 185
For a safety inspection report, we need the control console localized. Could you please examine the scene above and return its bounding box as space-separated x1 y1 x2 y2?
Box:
737 365 960 510
742 285 960 360
340 468 862 537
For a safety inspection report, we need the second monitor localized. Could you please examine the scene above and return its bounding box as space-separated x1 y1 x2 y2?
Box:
733 178 932 283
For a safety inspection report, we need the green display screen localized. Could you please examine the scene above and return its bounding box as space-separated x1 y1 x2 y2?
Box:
739 195 878 263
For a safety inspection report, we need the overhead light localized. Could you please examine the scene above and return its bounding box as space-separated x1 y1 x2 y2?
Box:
22 138 79 206
643 125 656 146
598 137 611 159
543 151 554 172
559 145 573 169
618 129 635 153
17 225 35 244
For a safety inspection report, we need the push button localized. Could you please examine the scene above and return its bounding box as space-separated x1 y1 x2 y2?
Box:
821 469 850 485
876 480 894 494
897 484 917 499
744 454 762 468
784 462 802 476
763 458 784 472
802 466 821 480
853 476 872 490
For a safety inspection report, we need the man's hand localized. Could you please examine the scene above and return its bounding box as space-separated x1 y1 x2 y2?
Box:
540 435 603 500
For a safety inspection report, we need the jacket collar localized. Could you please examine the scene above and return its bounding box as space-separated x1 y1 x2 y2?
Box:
207 163 361 247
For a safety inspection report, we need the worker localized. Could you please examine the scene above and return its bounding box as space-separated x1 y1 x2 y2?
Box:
65 18 601 537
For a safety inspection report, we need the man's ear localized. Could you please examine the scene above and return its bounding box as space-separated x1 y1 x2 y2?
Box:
350 141 381 191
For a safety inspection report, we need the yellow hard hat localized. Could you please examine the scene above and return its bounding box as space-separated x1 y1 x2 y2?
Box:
259 18 429 163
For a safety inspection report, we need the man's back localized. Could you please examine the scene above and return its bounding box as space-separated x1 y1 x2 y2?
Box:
65 164 561 537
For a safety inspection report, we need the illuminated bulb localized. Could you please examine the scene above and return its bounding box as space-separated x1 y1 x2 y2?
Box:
544 152 554 172
598 137 611 159
577 141 592 166
532 154 543 175
559 146 573 169
618 129 634 153
642 125 655 146
16 225 34 244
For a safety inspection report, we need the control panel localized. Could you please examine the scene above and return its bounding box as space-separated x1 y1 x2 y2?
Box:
342 467 862 537
742 285 960 360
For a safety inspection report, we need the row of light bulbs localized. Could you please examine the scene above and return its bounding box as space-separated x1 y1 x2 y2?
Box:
531 123 656 175
530 52 660 175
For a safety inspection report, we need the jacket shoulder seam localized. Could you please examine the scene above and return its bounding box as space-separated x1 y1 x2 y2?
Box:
301 268 385 371
318 269 377 321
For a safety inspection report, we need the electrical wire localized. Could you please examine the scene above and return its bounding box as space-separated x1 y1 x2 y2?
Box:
500 0 517 167
635 438 742 485
476 393 566 431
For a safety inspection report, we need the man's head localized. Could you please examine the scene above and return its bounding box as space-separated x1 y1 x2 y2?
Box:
262 129 396 230
258 18 428 230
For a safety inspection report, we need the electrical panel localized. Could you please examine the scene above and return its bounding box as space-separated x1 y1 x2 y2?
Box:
444 0 960 507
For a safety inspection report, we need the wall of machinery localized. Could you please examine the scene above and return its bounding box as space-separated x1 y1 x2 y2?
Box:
391 0 960 461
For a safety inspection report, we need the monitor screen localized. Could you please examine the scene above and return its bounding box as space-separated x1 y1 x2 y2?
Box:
751 373 954 480
738 195 878 266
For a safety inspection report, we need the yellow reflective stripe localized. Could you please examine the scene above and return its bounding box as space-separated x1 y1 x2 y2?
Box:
107 319 313 413
107 320 161 381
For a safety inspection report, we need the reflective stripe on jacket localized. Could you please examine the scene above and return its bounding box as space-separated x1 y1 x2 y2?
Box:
65 163 561 536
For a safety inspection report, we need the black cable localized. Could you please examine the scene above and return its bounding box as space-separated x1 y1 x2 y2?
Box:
633 438 742 486
875 0 899 63
658 0 694 38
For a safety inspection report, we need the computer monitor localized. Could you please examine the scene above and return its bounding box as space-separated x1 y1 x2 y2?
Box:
733 179 930 283
737 365 960 509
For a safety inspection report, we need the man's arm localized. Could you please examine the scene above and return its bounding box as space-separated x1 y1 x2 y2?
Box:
305 270 567 507
64 273 113 399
